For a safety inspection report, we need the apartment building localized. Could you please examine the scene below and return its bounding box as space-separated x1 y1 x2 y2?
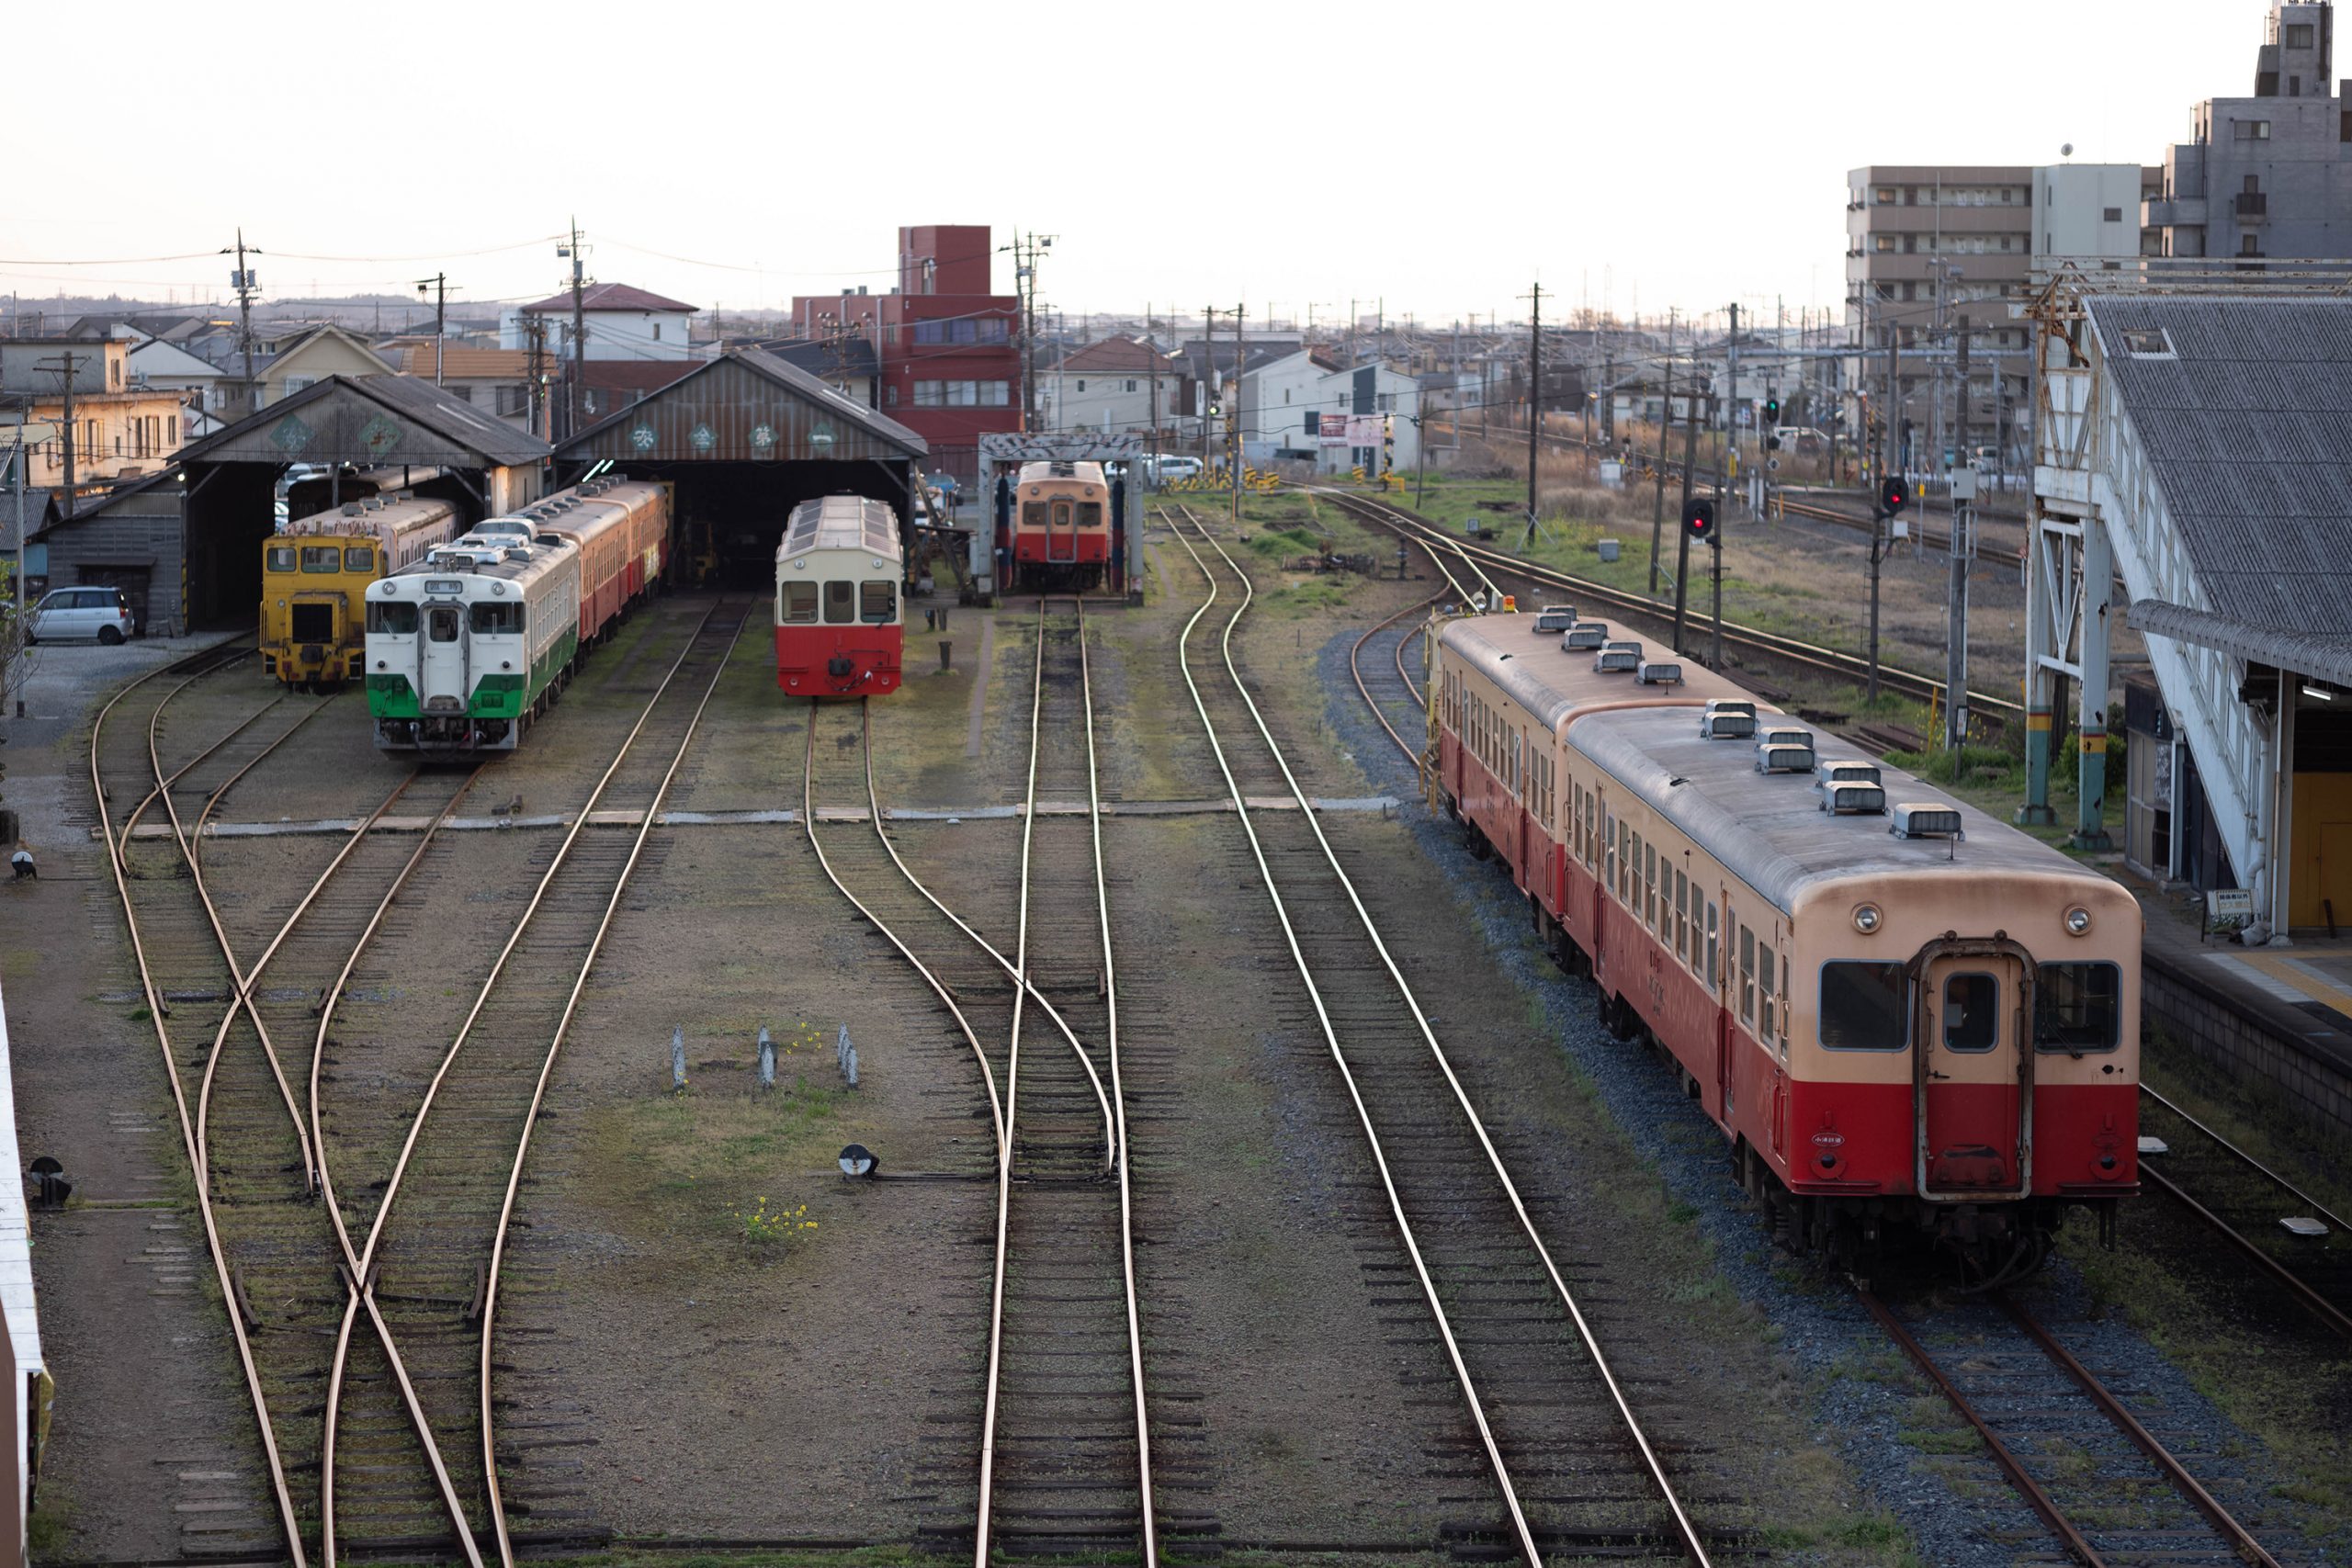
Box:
2144 1 2352 260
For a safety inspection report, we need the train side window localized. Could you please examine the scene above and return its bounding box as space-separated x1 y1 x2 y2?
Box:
267 545 297 572
1644 842 1657 929
469 602 522 634
823 581 855 624
1819 961 1906 1049
2035 961 2120 1053
300 545 340 573
1706 903 1719 990
1942 973 1999 1052
1675 872 1689 962
1739 926 1757 1025
1604 815 1617 890
1759 947 1778 1043
345 547 375 572
861 580 897 624
783 582 819 623
427 605 460 643
367 601 418 634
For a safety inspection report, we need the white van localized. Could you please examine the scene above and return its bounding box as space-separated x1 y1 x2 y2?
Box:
27 585 138 644
1149 456 1204 483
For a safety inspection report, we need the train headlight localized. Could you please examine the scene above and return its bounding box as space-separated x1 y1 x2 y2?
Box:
1852 903 1882 935
492 581 506 595
2065 907 2092 936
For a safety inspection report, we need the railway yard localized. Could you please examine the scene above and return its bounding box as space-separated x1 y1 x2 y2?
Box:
2 488 2348 1568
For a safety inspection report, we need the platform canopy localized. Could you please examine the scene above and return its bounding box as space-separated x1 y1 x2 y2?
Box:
552 347 926 465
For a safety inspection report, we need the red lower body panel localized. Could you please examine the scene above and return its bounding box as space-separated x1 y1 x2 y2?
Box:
777 625 902 697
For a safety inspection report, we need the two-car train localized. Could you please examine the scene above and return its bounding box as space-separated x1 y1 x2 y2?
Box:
1431 612 2141 1275
363 479 671 753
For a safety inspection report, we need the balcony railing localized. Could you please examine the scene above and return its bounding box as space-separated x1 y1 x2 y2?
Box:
2235 191 2269 219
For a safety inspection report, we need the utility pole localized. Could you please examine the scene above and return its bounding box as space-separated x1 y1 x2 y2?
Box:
36 351 83 501
222 229 262 416
1650 315 1674 595
560 220 588 439
417 272 447 385
1524 281 1543 547
1711 478 1724 668
1600 350 1615 446
1148 305 1160 488
1230 301 1244 526
1946 467 1973 749
1870 329 1898 703
524 315 548 440
1725 301 1741 467
1670 369 1701 650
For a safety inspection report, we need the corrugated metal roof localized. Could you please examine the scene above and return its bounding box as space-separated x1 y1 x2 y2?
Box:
2092 296 2352 631
553 347 925 462
166 372 549 469
2128 597 2352 685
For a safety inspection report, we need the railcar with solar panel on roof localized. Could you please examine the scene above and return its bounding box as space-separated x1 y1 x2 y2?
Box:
775 495 903 697
1431 612 2141 1280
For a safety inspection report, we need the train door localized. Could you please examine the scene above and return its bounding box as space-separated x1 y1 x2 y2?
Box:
1048 499 1077 563
420 596 469 711
1915 948 2031 1196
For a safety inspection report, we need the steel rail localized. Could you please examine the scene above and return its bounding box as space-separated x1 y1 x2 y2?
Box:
1159 507 1539 1562
976 597 1150 1562
187 692 341 874
2141 1084 2352 1237
803 703 1006 1147
477 609 752 1568
1396 621 1426 707
87 647 311 1568
308 767 491 1568
1995 1291 2285 1568
2137 1164 2352 1342
1348 591 1442 764
1321 487 2021 721
1854 1288 2109 1568
318 599 733 1568
1172 505 1712 1566
1073 598 1159 1568
146 692 323 1187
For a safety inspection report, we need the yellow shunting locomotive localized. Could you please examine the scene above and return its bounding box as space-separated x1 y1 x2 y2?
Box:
263 492 464 688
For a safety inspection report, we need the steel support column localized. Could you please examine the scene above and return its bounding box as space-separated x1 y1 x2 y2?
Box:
2071 514 2114 851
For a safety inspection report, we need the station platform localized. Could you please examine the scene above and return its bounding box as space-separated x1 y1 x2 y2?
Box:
2131 881 2352 1141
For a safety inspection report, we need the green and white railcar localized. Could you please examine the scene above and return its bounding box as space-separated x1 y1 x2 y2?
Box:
364 532 583 753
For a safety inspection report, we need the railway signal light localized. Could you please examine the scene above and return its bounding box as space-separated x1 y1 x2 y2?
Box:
1684 498 1716 544
1764 395 1780 423
1881 476 1910 515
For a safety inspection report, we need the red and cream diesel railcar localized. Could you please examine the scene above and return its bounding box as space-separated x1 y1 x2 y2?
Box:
1432 613 2140 1272
775 495 902 697
1002 460 1112 591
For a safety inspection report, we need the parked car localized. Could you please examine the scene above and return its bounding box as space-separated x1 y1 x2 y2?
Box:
27 585 138 644
1150 456 1204 482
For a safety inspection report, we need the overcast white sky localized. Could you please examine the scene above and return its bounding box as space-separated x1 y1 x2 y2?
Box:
1 1 2271 330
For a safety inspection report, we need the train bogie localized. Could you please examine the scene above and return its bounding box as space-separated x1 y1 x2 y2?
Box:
1433 612 2140 1276
775 495 903 697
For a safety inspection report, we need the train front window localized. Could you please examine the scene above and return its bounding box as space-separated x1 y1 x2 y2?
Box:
1942 973 1999 1053
783 582 818 624
345 547 375 572
300 546 341 573
427 605 460 643
1078 502 1102 529
469 603 522 634
1023 502 1048 527
267 545 297 572
823 581 854 624
861 581 896 624
2036 961 2120 1053
1819 961 1906 1050
368 602 418 635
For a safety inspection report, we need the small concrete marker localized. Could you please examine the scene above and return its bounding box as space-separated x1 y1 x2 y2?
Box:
671 1027 687 1092
756 1025 775 1089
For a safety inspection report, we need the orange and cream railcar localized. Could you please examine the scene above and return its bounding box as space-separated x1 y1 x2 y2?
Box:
518 479 671 646
1433 613 2140 1271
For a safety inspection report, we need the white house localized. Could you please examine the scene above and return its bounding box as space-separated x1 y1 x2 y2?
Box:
1044 336 1173 436
1238 347 1344 463
506 282 695 363
126 333 230 415
1303 360 1421 475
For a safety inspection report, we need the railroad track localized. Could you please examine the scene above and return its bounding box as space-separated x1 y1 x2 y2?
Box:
798 605 1162 1560
2136 1086 2352 1340
1861 1287 2307 1568
312 595 751 1568
1164 502 1712 1565
1316 486 2019 728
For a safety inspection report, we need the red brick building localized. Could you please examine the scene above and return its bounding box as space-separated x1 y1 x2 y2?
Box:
792 224 1019 481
